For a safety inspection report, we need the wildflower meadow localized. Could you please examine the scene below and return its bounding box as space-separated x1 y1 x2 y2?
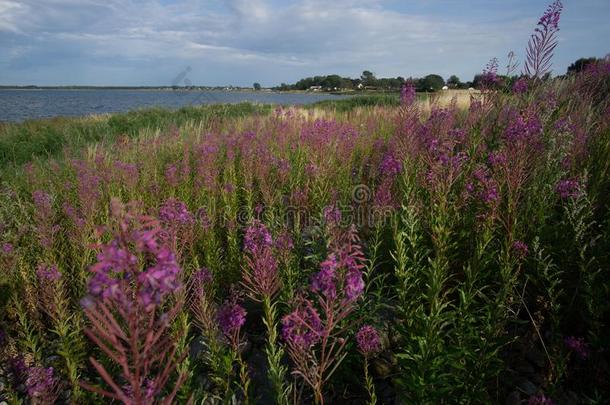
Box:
1 2 609 403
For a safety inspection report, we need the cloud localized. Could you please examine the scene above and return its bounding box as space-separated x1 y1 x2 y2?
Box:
0 0 608 85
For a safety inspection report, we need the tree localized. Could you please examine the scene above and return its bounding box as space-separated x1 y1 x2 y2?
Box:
321 75 342 89
420 74 445 91
447 75 461 88
253 82 262 91
360 70 376 86
567 57 599 75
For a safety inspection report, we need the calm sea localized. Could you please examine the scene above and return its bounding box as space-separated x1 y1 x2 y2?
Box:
0 89 350 122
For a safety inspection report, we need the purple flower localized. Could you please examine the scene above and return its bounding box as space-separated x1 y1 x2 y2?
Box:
26 366 57 399
400 82 416 106
373 178 395 209
448 128 466 142
524 1 563 78
556 179 581 199
32 190 52 214
86 202 183 312
282 300 323 348
274 231 294 253
504 114 542 143
344 267 364 301
37 264 61 281
482 186 499 204
123 378 156 401
512 77 529 94
356 325 382 356
481 58 500 88
223 183 235 194
165 164 179 187
87 240 137 300
487 152 507 167
71 159 101 216
114 161 139 187
564 336 589 359
323 205 342 225
159 199 194 226
379 153 403 177
243 220 273 254
217 300 247 337
537 0 562 31
193 267 213 285
137 248 181 310
190 267 213 299
528 394 556 405
512 240 529 259
311 255 338 299
1 242 13 254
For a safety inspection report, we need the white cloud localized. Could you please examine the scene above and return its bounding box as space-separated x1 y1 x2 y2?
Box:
1 0 608 85
0 0 29 33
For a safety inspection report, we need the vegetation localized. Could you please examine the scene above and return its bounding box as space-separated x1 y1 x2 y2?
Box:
419 74 446 91
567 57 605 75
309 93 401 111
0 103 272 171
1 2 610 404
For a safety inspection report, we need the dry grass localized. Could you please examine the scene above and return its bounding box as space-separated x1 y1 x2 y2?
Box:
420 89 480 110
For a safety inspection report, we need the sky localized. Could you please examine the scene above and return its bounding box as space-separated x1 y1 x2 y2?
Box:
0 0 608 86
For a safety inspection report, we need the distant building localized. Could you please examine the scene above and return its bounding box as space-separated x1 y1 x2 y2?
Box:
309 85 322 92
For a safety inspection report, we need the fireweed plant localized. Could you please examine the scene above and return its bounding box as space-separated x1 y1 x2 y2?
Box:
281 224 366 404
1 3 610 403
78 199 187 404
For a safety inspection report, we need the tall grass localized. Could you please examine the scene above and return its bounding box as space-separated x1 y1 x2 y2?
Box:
0 103 272 171
1 8 609 405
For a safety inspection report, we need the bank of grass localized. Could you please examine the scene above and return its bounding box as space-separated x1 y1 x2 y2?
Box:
1 94 417 171
310 93 400 111
0 103 273 170
309 90 476 112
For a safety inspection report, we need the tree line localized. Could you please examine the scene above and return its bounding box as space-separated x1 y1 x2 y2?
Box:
271 70 476 92
266 57 605 92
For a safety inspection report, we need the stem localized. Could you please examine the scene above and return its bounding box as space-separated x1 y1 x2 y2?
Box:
364 357 377 405
263 297 290 405
237 351 250 404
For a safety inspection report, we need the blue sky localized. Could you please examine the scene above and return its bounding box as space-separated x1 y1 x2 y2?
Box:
0 0 608 86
